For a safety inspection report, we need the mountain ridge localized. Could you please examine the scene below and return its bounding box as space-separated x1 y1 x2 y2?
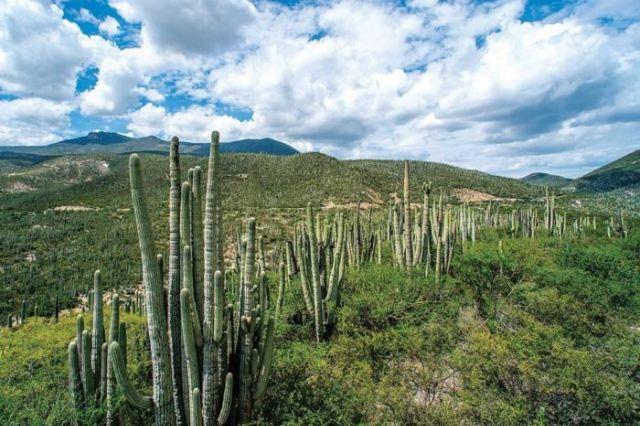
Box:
0 131 299 157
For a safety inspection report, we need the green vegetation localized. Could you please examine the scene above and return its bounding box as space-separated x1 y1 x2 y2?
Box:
574 149 640 193
2 228 638 424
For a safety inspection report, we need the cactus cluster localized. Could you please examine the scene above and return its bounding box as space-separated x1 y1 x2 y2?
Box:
68 269 126 419
69 131 276 425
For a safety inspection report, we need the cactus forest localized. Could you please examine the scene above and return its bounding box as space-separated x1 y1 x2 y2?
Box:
1 127 638 425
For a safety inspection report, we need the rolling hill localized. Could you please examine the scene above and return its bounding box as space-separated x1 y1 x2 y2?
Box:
0 151 540 210
0 131 299 159
521 172 573 188
573 149 640 194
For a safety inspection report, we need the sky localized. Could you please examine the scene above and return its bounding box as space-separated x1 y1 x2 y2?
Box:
0 0 639 178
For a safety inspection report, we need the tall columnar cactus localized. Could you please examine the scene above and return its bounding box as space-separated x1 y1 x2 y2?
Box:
191 166 204 319
129 153 176 425
106 295 120 425
402 161 413 268
393 200 404 269
168 136 186 425
81 329 94 403
203 131 225 424
306 203 324 343
68 340 84 410
20 300 27 324
91 269 104 402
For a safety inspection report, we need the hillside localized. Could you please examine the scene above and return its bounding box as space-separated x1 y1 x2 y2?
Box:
521 172 573 188
0 152 540 207
0 131 299 160
573 149 640 194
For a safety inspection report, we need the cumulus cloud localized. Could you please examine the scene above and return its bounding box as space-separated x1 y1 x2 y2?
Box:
0 98 73 145
0 0 105 100
110 0 256 55
128 103 254 142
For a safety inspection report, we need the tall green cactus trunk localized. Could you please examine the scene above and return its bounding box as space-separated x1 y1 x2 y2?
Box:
91 269 104 402
129 154 176 425
168 137 186 424
307 204 324 343
238 217 257 422
403 161 413 268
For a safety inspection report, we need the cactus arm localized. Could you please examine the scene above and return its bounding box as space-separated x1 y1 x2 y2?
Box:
118 322 127 367
216 373 233 425
325 213 344 303
106 294 120 425
298 243 314 315
182 246 203 347
100 342 108 402
275 262 285 320
169 138 186 424
109 341 154 409
81 330 95 406
202 131 221 425
91 269 104 400
129 154 176 425
254 317 275 409
191 388 203 426
68 340 84 410
307 203 324 343
238 218 257 422
191 166 204 322
180 288 201 425
213 270 224 343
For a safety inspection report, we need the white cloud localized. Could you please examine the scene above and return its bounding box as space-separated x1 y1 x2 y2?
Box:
110 0 256 55
127 103 254 142
76 8 100 25
99 16 121 37
0 0 106 100
0 98 73 145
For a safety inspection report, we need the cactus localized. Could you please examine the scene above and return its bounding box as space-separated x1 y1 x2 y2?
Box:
168 136 186 424
403 161 413 268
68 340 84 410
106 295 120 425
129 153 176 425
81 330 94 404
306 204 324 343
91 269 104 401
63 131 278 425
275 262 286 320
20 300 27 324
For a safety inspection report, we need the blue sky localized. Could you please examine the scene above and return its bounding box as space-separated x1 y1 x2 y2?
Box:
0 0 639 177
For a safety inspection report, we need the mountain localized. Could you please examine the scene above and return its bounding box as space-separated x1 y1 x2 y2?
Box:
521 172 573 188
573 149 640 194
0 132 299 158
